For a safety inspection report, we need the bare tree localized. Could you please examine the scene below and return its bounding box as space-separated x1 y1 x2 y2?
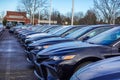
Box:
63 12 84 25
66 12 72 19
51 9 60 21
77 10 97 25
74 12 84 24
74 12 84 21
115 17 120 24
85 10 97 24
41 8 49 20
94 0 120 24
17 0 48 23
0 11 5 19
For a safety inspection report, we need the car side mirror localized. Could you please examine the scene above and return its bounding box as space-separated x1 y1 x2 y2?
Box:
82 36 90 42
61 33 69 37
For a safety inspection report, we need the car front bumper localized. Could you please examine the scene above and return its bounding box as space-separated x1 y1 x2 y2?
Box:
34 59 75 80
26 50 40 63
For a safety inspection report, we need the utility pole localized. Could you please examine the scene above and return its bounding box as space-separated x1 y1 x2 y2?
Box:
71 0 74 25
39 10 40 24
30 0 32 24
39 1 42 24
33 0 35 25
49 0 52 25
30 10 32 24
113 11 115 24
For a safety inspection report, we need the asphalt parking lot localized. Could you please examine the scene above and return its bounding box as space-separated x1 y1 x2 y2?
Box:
0 29 38 80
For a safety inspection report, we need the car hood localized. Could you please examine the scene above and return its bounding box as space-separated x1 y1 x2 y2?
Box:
29 37 73 46
27 33 50 38
26 34 59 42
70 56 120 80
37 41 106 56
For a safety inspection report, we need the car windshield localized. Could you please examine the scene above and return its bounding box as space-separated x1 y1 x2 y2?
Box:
46 26 62 34
65 26 93 39
32 25 42 31
78 26 113 41
35 26 43 32
87 27 120 46
40 26 52 32
53 26 72 35
35 26 47 32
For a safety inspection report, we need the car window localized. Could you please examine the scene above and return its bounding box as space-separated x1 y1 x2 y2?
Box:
61 27 83 37
87 27 120 46
65 27 93 39
41 26 52 32
35 26 43 32
78 27 113 40
35 26 46 32
53 27 71 35
47 26 62 34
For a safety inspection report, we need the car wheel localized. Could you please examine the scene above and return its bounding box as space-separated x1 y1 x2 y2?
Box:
74 61 93 72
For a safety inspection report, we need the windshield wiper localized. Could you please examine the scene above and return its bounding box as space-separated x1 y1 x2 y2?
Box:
88 42 95 44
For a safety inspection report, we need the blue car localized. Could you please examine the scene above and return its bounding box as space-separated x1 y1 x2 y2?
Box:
36 26 120 80
70 56 120 80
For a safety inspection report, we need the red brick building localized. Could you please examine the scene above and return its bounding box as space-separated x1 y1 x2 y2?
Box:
4 11 38 24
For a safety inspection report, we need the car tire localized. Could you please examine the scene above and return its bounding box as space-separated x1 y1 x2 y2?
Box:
74 61 93 72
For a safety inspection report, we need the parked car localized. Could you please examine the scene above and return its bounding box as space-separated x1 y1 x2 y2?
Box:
34 26 120 80
26 25 84 62
70 56 120 80
23 25 85 45
25 25 84 51
0 23 4 33
14 25 34 36
9 25 24 33
6 22 13 29
27 24 114 63
19 25 61 41
16 25 48 39
23 25 71 45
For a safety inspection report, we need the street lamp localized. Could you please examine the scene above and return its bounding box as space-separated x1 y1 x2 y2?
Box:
38 1 42 24
113 11 115 24
39 9 40 24
49 0 52 25
33 0 35 25
71 0 74 25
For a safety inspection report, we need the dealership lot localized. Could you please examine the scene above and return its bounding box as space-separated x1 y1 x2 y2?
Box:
0 29 38 80
0 0 120 80
1 24 120 80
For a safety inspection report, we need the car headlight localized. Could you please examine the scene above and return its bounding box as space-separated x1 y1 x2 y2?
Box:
35 46 42 49
26 36 30 38
52 56 61 60
51 55 76 60
43 45 50 48
32 45 50 50
62 55 76 60
25 39 31 43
